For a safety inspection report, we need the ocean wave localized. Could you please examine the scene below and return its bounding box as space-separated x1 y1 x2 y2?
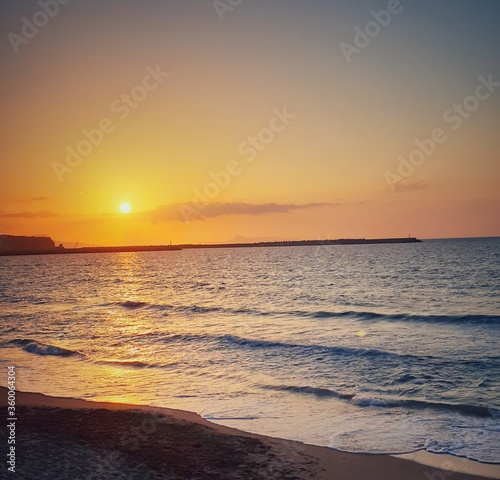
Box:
105 300 150 309
112 331 498 369
262 384 498 418
350 395 499 418
307 311 500 325
261 384 354 399
127 330 428 361
102 301 225 315
6 339 179 370
0 327 18 334
126 331 438 364
94 359 178 369
8 339 84 358
99 301 500 325
219 334 429 361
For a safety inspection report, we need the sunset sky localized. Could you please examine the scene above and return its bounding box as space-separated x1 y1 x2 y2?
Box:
1 0 499 245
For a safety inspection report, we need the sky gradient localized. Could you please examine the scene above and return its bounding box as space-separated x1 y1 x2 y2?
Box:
1 0 499 245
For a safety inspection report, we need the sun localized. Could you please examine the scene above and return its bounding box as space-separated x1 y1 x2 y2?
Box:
119 202 131 214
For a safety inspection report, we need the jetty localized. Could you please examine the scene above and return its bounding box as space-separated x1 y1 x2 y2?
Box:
0 235 421 257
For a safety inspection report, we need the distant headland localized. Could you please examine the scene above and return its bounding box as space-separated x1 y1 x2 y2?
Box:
0 234 421 257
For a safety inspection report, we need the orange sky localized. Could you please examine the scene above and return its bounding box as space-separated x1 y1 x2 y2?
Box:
1 1 499 245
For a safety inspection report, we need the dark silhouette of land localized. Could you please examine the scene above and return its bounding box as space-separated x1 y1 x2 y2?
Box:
0 234 55 252
0 235 421 256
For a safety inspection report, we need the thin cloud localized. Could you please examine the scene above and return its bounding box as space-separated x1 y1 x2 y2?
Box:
391 180 428 194
27 197 50 202
0 203 338 222
0 210 59 218
13 196 51 203
144 202 337 222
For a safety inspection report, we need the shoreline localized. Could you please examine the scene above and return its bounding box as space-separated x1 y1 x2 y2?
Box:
1 387 498 480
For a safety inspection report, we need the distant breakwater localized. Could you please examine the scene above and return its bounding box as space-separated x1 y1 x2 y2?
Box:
0 238 421 256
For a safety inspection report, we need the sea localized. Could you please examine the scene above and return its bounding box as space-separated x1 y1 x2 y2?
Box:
1 237 499 465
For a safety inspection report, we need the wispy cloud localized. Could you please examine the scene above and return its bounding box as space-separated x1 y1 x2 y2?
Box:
12 196 51 203
390 180 428 194
0 202 337 222
0 210 59 218
144 202 337 222
27 196 50 202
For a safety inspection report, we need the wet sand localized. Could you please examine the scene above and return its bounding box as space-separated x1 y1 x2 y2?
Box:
1 387 496 480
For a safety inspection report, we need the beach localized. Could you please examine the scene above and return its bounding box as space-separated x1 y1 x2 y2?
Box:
2 387 498 480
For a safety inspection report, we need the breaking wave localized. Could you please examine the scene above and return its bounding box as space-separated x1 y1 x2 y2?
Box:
262 384 499 418
7 339 84 358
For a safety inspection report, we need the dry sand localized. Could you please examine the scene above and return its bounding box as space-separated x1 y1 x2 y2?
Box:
1 387 497 480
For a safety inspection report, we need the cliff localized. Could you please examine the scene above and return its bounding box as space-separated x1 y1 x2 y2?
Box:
0 235 56 252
